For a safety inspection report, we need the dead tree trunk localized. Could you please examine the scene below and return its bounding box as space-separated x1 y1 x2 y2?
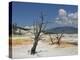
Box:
49 34 54 44
56 37 60 46
31 12 44 55
31 31 41 54
56 33 63 46
31 37 38 54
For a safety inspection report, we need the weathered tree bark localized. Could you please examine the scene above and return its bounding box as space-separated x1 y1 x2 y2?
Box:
31 38 38 54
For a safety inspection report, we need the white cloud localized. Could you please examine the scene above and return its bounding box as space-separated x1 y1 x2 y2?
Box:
55 9 78 27
68 12 78 20
68 12 78 25
59 9 67 17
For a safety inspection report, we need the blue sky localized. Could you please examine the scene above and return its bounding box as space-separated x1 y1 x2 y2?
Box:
12 1 78 28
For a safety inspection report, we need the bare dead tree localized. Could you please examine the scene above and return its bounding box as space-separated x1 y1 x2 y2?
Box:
30 11 64 54
48 34 54 45
31 12 46 55
56 33 63 46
